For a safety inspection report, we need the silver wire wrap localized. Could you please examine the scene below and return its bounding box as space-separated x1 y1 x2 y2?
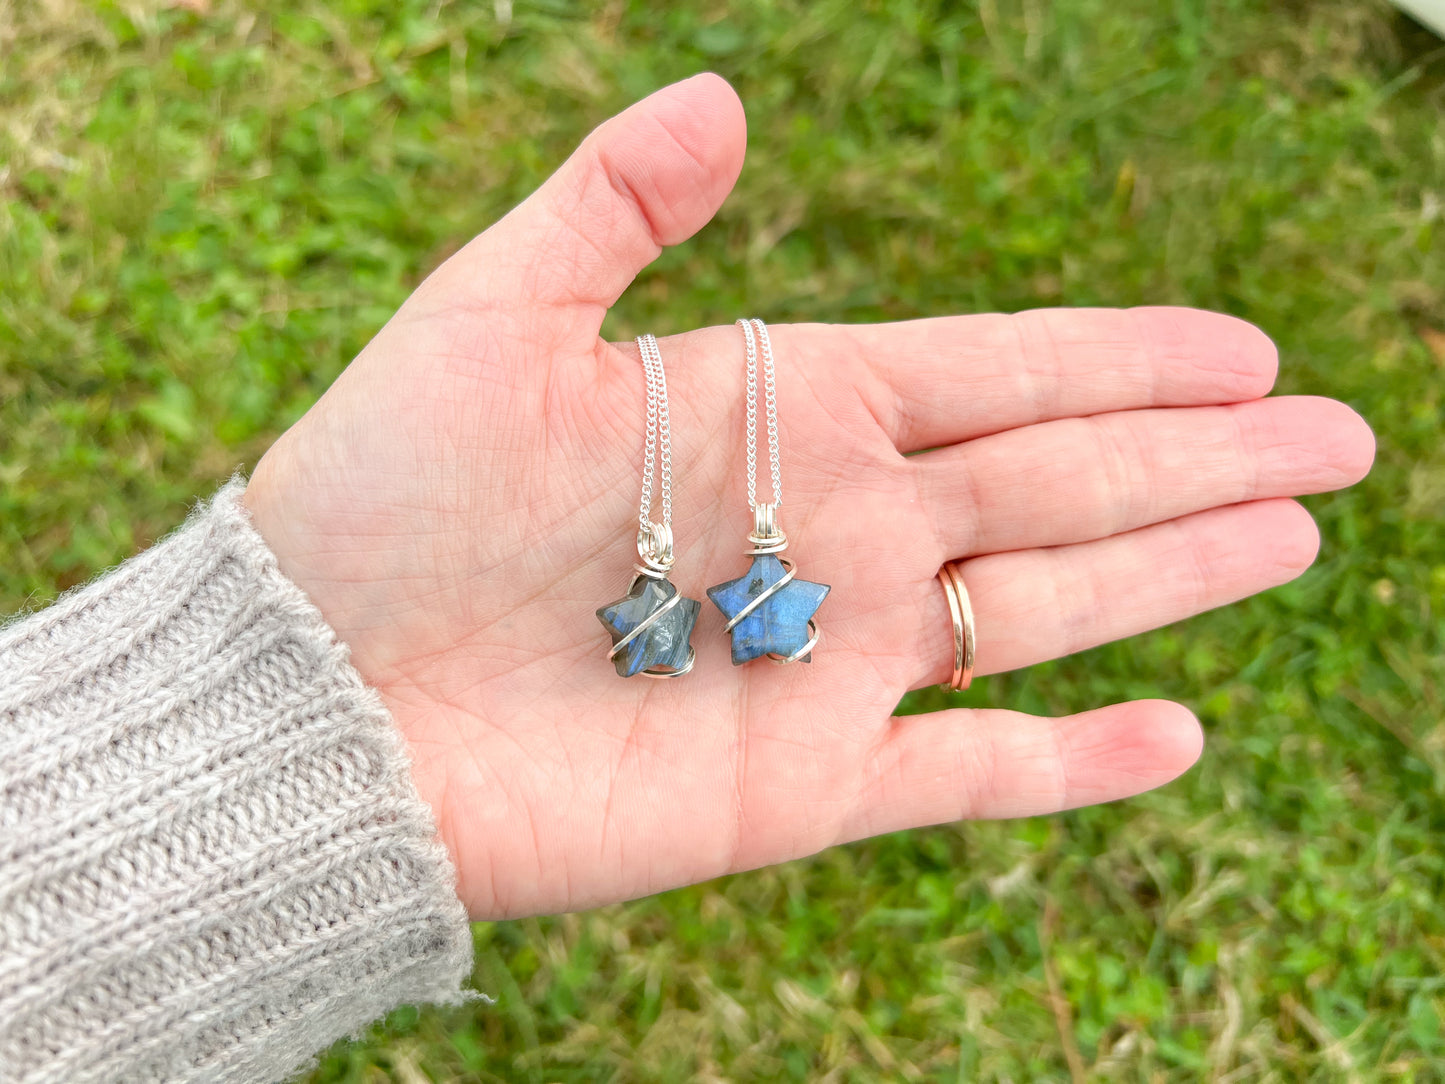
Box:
746 501 787 554
732 321 821 665
634 522 674 580
607 573 697 679
720 542 819 665
607 334 693 678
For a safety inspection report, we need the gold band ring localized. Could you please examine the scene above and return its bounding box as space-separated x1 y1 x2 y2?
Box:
938 561 975 692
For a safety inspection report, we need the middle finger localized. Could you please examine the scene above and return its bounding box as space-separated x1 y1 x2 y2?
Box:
913 394 1373 558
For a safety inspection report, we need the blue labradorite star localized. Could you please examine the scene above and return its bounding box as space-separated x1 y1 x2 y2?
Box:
707 554 830 665
596 576 701 678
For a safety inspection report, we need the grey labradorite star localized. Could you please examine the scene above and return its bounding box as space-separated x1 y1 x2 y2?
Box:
596 576 701 678
707 554 830 665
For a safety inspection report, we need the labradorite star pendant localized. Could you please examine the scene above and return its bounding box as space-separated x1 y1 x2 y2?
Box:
708 503 828 664
597 526 700 678
707 319 829 665
596 334 699 679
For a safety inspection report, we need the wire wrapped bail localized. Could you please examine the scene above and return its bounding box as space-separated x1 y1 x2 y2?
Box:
635 520 675 579
746 502 788 555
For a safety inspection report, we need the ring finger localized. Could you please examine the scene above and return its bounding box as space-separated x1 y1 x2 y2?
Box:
908 497 1320 690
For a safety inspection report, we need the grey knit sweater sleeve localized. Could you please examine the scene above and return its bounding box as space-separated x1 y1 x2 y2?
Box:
0 477 478 1084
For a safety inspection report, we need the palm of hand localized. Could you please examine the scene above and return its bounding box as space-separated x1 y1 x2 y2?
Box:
242 76 1373 919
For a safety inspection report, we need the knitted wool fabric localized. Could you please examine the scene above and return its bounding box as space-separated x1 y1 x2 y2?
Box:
0 478 478 1084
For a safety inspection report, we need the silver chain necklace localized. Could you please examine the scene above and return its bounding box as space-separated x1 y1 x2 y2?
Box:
706 319 830 665
741 317 783 511
593 334 700 679
636 331 674 542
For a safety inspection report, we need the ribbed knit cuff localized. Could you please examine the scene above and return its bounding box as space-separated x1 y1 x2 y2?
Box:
0 476 477 1084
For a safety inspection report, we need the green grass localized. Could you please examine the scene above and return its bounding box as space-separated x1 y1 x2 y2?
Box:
3 0 1444 1079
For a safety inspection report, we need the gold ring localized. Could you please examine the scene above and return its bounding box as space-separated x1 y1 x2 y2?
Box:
938 560 975 692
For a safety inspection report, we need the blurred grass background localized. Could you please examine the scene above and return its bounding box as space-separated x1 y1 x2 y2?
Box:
2 0 1443 1079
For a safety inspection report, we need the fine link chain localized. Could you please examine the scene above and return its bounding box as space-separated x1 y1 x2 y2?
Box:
635 334 673 529
739 318 783 510
742 319 757 507
757 319 783 507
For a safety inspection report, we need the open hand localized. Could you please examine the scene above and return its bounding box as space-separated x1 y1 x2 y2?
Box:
240 74 1375 919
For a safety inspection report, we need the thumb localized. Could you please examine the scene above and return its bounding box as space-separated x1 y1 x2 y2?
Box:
430 72 746 322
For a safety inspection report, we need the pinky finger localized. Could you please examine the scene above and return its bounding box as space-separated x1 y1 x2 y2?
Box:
839 700 1203 841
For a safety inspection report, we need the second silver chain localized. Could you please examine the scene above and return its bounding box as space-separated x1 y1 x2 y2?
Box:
740 317 783 510
637 332 674 533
